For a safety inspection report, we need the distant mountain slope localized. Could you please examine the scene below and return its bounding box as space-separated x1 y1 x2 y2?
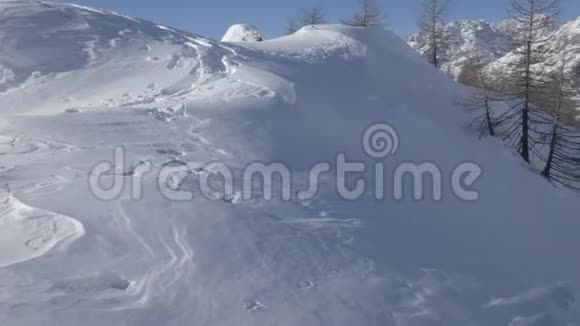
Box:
408 17 580 118
407 17 580 80
407 20 512 77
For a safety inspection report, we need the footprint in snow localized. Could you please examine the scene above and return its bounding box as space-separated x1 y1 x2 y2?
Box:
299 199 312 207
156 148 184 156
243 299 267 312
297 280 315 290
223 192 243 205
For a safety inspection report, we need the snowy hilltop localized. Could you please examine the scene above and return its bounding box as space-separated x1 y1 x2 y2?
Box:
1 1 580 326
221 24 265 42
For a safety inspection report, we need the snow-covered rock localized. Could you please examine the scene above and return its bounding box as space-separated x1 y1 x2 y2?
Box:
1 2 580 326
221 24 265 42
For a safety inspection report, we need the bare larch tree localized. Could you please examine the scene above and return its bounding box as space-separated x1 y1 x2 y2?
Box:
299 7 326 26
498 0 560 163
286 20 300 35
342 0 384 27
419 0 447 68
287 6 327 35
457 55 504 137
539 39 580 189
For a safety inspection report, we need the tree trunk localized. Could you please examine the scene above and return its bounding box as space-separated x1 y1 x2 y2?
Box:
520 40 533 162
485 99 495 136
542 122 558 179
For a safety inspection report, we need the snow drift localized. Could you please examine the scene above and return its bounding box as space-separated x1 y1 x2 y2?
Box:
1 2 580 326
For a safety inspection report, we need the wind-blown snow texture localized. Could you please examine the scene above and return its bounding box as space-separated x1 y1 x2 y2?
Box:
1 2 580 325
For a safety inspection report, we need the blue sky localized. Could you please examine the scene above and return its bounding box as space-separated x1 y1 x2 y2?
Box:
57 0 579 39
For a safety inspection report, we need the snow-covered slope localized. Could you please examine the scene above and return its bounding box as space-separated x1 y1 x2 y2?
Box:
2 2 580 326
221 24 265 42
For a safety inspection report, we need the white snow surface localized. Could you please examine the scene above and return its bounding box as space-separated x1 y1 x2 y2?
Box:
1 2 580 326
221 24 265 42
